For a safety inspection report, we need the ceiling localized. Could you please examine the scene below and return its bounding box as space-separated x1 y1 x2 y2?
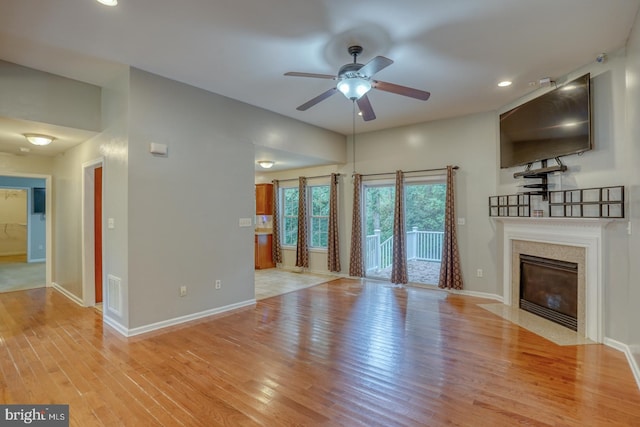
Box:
0 0 638 169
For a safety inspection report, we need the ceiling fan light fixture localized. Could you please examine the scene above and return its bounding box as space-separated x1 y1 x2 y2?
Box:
24 133 55 146
337 78 371 100
258 160 275 169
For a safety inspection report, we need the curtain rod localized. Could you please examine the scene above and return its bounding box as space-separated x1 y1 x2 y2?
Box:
275 173 341 183
357 166 459 178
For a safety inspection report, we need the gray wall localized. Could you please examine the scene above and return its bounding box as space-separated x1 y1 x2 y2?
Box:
125 68 344 329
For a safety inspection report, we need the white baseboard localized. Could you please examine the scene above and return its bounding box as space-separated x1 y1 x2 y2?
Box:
450 289 504 302
102 315 129 337
124 299 256 337
603 338 640 390
52 282 84 306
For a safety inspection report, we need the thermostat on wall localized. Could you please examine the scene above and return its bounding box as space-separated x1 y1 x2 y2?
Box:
149 142 168 156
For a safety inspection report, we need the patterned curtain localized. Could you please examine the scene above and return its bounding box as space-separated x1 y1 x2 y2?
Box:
271 179 282 265
349 174 364 277
296 177 309 268
327 173 341 272
438 166 464 290
390 170 408 284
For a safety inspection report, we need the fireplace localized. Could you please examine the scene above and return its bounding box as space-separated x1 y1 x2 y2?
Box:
498 217 610 343
519 254 578 331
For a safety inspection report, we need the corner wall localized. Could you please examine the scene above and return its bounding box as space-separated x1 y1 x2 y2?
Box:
624 7 640 381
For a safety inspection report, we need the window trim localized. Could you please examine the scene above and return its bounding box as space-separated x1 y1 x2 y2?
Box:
278 182 331 251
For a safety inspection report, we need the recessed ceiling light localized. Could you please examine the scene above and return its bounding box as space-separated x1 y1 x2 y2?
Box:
498 81 512 87
96 0 118 6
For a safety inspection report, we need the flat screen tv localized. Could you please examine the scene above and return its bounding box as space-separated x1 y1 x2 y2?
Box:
500 73 591 169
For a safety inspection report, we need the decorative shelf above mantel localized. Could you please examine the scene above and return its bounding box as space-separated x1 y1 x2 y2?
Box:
489 185 625 219
491 216 617 227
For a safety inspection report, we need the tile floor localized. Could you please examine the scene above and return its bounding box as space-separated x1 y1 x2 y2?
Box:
479 303 595 346
254 268 338 300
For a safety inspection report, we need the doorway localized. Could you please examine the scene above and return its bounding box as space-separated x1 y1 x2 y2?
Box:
82 159 104 307
363 178 446 285
0 175 51 292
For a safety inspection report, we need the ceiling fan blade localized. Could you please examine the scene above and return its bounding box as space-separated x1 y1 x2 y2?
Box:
296 87 338 111
285 71 337 80
358 56 393 78
372 80 431 101
356 95 376 121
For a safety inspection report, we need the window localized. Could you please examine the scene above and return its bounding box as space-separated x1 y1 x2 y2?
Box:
280 184 330 249
282 187 298 246
310 185 329 248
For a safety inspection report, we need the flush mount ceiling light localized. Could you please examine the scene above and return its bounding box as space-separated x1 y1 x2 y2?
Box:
23 134 55 146
498 80 512 87
96 0 118 5
257 160 275 169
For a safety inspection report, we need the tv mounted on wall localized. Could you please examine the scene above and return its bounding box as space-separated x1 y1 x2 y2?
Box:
500 73 591 169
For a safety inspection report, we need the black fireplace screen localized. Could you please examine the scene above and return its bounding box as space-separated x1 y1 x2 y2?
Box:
519 254 578 330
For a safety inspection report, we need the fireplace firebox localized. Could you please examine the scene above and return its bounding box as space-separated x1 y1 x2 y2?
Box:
519 254 578 330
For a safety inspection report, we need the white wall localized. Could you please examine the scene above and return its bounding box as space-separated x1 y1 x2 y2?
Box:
625 8 640 367
99 69 131 329
0 60 101 131
52 130 104 297
0 188 26 256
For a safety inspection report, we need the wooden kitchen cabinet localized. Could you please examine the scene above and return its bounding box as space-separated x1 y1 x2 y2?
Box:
255 234 275 269
255 183 273 215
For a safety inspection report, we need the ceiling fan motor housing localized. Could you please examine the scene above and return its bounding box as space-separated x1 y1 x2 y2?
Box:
338 63 365 79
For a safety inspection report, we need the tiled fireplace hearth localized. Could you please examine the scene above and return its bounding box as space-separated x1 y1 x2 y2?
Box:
497 217 611 343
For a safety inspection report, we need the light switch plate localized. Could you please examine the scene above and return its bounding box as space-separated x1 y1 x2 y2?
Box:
239 217 253 227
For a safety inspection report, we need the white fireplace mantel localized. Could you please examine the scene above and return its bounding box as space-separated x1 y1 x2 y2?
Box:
494 217 614 343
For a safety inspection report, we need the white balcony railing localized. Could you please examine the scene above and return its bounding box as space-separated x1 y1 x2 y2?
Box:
365 227 444 272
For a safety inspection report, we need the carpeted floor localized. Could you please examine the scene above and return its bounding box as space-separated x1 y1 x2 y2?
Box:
0 260 46 293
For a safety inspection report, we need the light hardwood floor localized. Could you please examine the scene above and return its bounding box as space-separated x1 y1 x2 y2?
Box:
1 279 639 426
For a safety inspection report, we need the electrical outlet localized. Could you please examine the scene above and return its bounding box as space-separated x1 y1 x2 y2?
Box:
476 269 483 278
215 280 221 290
180 286 187 297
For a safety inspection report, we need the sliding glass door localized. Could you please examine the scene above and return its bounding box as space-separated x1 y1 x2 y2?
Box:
363 179 446 285
364 184 396 280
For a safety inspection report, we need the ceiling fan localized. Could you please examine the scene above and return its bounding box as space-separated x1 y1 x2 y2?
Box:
284 45 430 121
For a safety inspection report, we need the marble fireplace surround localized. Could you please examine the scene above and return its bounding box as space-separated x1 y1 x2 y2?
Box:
498 217 611 343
